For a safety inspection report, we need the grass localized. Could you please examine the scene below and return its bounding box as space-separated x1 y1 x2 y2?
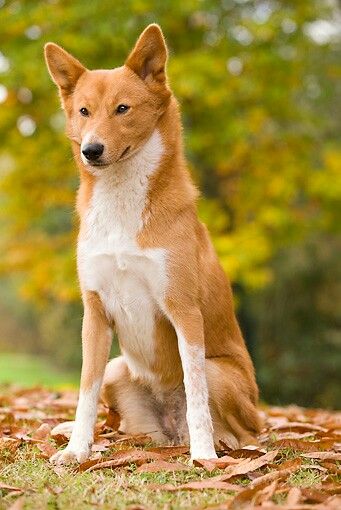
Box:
288 468 324 488
0 447 230 510
1 444 333 510
0 352 78 387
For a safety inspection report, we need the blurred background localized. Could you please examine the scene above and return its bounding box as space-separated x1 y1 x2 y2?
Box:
0 0 340 408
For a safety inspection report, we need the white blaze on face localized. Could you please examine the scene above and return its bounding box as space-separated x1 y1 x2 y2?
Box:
176 329 217 460
80 131 100 165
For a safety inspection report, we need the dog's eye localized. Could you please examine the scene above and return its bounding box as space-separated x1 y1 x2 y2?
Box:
116 104 130 114
79 107 89 117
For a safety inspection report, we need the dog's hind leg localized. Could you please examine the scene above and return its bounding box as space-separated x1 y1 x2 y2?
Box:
101 356 168 444
206 357 262 449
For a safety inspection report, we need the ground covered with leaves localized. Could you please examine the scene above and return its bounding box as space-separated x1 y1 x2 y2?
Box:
0 387 340 510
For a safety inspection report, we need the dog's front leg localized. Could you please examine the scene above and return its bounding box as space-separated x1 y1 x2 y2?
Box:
167 305 217 460
51 291 112 464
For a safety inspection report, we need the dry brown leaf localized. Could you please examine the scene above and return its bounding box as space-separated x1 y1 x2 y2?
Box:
301 488 329 504
250 458 302 487
194 455 240 472
32 423 51 440
287 487 302 506
147 480 241 491
222 449 278 479
0 437 20 461
264 431 318 442
302 451 341 461
136 460 190 473
7 496 25 510
84 449 163 472
321 461 341 474
113 434 152 447
322 496 341 509
104 408 120 430
204 450 281 486
273 438 336 452
269 421 327 433
146 445 189 458
231 480 278 509
36 441 58 459
226 448 267 459
52 433 68 447
193 458 220 472
0 483 24 492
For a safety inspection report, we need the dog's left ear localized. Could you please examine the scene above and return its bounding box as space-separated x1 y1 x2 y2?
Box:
125 24 168 85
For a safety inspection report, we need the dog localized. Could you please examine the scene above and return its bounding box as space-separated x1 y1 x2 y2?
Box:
44 24 261 464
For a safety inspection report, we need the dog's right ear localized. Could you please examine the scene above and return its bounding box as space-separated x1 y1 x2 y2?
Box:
44 43 86 97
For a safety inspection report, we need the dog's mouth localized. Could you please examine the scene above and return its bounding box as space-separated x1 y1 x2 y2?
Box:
117 146 131 162
87 161 109 167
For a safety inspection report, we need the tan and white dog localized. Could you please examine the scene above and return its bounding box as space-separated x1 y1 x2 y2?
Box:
44 24 261 464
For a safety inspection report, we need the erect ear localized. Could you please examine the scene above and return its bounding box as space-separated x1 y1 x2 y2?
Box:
125 24 168 84
44 43 86 95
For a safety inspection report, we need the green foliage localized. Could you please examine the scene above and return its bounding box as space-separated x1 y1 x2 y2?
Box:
0 0 340 405
252 235 341 408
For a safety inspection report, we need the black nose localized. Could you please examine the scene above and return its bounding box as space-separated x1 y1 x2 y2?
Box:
82 143 104 161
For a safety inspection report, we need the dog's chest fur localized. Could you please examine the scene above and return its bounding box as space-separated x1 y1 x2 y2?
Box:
78 130 167 382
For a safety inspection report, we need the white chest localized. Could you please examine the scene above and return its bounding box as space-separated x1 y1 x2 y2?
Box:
77 130 167 380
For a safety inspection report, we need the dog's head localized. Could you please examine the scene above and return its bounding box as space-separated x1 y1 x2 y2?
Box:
44 24 171 171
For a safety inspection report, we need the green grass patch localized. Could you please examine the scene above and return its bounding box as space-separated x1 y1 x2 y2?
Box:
0 448 233 510
288 468 323 488
0 352 78 388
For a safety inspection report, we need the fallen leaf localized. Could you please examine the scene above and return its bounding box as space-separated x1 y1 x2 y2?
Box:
136 460 190 472
302 451 341 461
52 433 68 447
36 441 58 459
229 479 278 509
7 496 25 510
249 458 302 486
322 483 341 494
227 448 267 459
323 495 341 509
301 488 329 503
114 434 152 447
147 480 241 491
0 483 24 492
269 421 327 433
194 455 240 472
32 423 51 440
286 487 302 506
273 438 335 452
104 408 120 430
146 445 189 458
221 450 278 480
84 450 164 472
321 461 341 474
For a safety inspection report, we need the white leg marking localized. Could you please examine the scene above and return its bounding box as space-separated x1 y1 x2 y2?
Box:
50 379 101 464
177 330 217 460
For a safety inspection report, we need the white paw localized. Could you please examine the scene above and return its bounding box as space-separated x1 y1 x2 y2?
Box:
190 447 218 461
50 443 91 465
